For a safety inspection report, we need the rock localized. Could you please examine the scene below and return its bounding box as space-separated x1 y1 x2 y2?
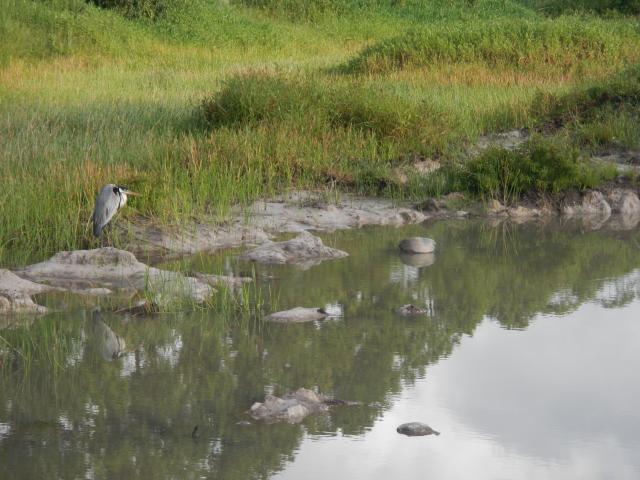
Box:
0 269 56 314
249 388 354 423
417 198 441 213
591 150 640 175
15 248 214 306
75 288 113 296
472 129 528 155
240 232 348 268
508 205 541 219
397 422 440 436
127 193 428 257
487 199 506 215
397 304 427 316
399 237 436 254
266 307 327 323
412 159 441 175
399 253 435 268
607 189 640 215
561 191 611 218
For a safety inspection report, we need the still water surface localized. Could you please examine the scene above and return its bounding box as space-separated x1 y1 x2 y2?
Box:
1 219 640 479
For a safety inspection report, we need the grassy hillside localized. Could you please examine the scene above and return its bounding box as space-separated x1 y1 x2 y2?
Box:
1 0 640 264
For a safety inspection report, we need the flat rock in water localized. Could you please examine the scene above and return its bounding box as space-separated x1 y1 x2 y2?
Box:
0 269 57 314
397 304 427 316
240 232 348 268
266 307 327 323
397 422 440 436
15 247 214 305
399 237 436 254
249 388 353 423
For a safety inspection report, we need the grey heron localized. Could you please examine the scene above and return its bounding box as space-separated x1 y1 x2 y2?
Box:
91 184 139 237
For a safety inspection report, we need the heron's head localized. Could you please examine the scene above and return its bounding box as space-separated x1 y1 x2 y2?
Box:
113 185 140 206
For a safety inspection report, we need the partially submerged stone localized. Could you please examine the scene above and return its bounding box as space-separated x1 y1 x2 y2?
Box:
397 304 427 316
249 388 354 423
561 191 611 218
15 248 214 306
607 189 640 215
240 232 348 268
0 269 56 315
397 422 440 436
266 307 327 323
399 237 436 254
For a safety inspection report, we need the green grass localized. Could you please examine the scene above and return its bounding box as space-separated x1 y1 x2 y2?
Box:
340 17 640 75
1 0 640 265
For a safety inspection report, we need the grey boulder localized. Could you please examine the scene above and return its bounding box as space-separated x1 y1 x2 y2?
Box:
397 422 440 436
240 231 348 268
15 247 214 306
399 237 436 254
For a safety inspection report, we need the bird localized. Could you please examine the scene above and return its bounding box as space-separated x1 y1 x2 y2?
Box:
91 184 140 238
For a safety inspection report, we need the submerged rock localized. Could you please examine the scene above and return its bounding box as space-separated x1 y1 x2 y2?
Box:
240 232 348 268
249 388 354 423
266 307 327 323
399 237 436 254
15 248 214 306
397 422 440 437
397 304 427 316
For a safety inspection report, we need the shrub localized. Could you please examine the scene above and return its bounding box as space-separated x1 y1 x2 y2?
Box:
89 0 174 20
200 73 442 142
464 141 616 201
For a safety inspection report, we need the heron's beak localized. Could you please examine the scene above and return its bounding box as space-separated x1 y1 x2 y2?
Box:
125 190 140 196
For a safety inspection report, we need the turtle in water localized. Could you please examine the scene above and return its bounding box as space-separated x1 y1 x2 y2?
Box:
396 422 440 436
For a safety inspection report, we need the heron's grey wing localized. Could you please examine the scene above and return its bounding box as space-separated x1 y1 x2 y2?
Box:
92 186 120 236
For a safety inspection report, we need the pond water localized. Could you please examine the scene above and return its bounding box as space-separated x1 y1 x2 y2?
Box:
1 219 640 480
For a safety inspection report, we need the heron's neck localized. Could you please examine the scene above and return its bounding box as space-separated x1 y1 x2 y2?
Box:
119 192 128 208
